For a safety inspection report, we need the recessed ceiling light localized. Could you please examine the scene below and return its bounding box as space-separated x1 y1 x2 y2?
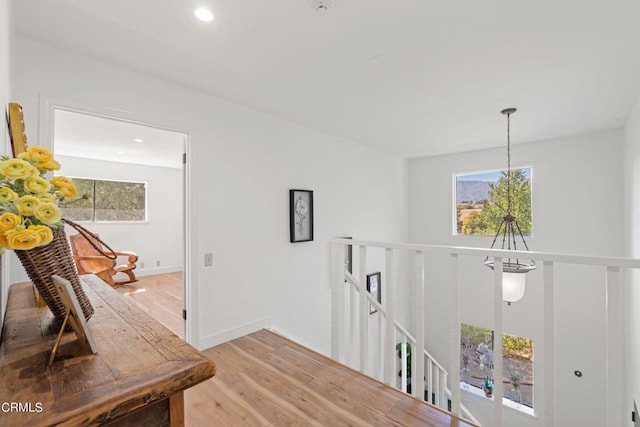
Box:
133 138 144 143
117 151 126 155
194 8 214 22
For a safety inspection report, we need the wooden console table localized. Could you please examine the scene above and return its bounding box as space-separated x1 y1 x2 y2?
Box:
0 275 216 426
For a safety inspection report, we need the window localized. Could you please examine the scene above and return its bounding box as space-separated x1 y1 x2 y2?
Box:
62 178 146 222
455 168 532 236
460 323 534 410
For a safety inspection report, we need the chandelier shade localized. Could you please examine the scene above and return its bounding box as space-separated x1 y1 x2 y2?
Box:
502 272 527 304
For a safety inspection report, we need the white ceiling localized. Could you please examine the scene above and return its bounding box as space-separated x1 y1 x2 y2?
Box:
54 109 185 169
13 0 640 158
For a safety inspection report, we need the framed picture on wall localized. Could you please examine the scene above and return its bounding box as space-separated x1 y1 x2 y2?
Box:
289 189 314 243
366 272 381 314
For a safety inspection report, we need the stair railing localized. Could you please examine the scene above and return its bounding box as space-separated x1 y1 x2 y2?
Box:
330 238 640 427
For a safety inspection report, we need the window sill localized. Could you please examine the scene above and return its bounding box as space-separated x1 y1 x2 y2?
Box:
460 383 537 419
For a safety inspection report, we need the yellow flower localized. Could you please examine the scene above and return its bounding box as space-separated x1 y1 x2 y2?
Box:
26 146 53 164
34 202 61 224
0 213 21 231
0 231 10 249
29 225 53 246
16 195 39 216
36 192 56 203
24 176 52 194
0 187 18 202
5 228 42 250
60 183 78 199
0 158 35 180
51 176 73 188
40 159 61 171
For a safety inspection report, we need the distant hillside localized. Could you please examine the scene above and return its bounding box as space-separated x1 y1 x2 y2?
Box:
456 181 491 203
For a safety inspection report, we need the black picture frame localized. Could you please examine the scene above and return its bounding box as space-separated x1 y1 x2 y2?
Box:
289 189 314 243
366 272 381 315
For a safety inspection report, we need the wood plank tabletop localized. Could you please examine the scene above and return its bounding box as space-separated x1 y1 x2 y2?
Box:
0 275 216 427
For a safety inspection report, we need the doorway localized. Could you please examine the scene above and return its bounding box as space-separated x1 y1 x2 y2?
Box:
53 108 188 338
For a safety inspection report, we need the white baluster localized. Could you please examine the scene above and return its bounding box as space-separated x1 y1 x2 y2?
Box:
414 251 425 399
428 359 433 403
435 369 441 406
349 270 357 367
450 253 461 415
543 261 555 427
606 266 621 427
359 246 368 373
378 302 384 380
441 371 448 410
401 334 408 393
330 243 345 362
384 248 395 386
493 257 504 427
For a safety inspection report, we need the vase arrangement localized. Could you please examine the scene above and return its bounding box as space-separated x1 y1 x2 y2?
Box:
15 226 93 321
0 146 92 322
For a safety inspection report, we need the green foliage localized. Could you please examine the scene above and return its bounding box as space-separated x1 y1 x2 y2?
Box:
461 323 492 347
503 334 533 358
461 211 489 235
396 343 412 377
62 178 94 221
460 169 531 235
62 178 146 222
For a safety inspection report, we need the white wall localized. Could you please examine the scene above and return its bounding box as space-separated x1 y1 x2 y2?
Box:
11 37 408 354
0 0 11 329
408 130 624 427
623 93 640 426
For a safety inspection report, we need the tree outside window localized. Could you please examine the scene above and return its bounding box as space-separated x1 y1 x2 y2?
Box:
62 177 146 222
455 168 532 236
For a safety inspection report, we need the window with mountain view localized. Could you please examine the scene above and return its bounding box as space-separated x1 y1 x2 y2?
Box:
62 178 146 222
454 168 532 236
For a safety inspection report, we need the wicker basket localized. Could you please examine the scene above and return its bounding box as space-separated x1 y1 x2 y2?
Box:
15 226 94 322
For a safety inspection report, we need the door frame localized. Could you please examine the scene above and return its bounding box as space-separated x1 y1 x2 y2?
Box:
38 95 198 345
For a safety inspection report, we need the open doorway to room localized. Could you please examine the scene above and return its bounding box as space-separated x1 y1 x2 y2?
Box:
53 108 187 338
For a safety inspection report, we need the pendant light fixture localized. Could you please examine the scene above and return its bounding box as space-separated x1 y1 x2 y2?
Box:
484 108 536 304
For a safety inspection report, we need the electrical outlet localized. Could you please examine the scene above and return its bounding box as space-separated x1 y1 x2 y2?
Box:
204 253 213 267
156 261 160 267
139 261 144 268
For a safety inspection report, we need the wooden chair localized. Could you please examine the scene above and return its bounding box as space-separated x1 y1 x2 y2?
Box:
69 233 138 287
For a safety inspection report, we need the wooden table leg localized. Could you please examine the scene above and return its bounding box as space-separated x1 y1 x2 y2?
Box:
169 391 185 427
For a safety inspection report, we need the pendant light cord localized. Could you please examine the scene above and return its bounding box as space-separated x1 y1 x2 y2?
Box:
507 112 512 215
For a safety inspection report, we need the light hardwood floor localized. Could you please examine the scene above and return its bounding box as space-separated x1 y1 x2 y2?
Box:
114 271 184 338
106 275 474 425
185 329 476 427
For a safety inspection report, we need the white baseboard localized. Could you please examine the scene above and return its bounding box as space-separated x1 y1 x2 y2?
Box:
134 265 183 277
198 317 271 350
